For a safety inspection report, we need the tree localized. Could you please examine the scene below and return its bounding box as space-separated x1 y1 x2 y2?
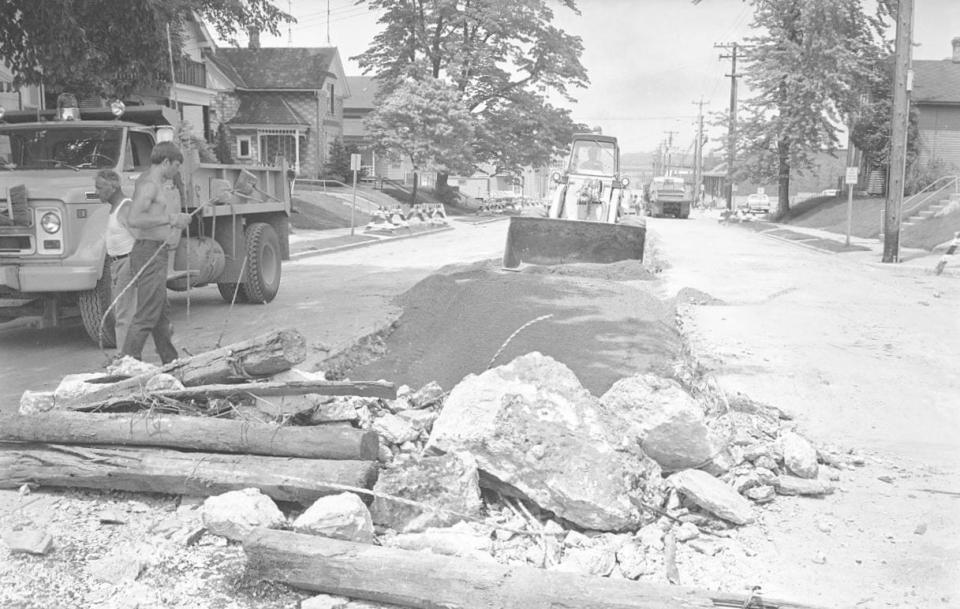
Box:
0 0 292 99
214 122 233 164
323 137 364 182
354 0 588 178
364 77 475 205
732 0 891 213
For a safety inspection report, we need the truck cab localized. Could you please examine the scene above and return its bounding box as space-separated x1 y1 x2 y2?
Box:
0 99 291 345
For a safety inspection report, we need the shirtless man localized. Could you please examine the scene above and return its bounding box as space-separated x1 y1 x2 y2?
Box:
120 141 191 364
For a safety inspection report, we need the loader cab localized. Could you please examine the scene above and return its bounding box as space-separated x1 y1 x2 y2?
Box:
568 135 618 176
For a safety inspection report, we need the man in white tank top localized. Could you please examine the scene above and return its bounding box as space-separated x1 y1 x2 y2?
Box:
96 169 136 350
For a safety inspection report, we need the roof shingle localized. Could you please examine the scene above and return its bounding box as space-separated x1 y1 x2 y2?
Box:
912 59 960 105
227 94 309 126
209 48 336 90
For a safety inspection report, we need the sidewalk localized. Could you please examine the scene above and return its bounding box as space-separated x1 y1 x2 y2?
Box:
715 210 960 277
287 222 455 260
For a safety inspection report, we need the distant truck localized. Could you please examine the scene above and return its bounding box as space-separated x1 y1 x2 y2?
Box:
0 98 291 345
644 176 692 219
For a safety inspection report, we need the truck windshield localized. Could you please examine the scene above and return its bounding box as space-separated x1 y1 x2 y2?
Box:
0 127 122 171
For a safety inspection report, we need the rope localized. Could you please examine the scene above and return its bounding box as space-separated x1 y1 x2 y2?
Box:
486 314 553 370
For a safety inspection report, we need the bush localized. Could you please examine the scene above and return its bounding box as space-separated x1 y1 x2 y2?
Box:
905 156 955 195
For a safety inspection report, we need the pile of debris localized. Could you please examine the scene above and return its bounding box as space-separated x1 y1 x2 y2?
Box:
1 329 391 507
2 332 858 608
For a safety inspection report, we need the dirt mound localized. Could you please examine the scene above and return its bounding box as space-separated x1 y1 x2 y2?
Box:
341 263 682 396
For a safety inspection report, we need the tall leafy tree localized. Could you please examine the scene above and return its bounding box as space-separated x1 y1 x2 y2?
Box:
364 77 475 204
732 0 890 213
0 0 292 99
355 0 588 178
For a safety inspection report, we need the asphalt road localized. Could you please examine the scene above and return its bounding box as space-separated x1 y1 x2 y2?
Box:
0 219 510 410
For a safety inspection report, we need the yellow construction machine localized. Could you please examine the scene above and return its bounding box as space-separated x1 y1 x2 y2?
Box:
503 133 645 268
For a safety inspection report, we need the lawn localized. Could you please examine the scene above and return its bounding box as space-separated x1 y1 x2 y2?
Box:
781 195 960 250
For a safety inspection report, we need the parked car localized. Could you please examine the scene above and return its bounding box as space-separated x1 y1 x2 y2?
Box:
746 192 771 213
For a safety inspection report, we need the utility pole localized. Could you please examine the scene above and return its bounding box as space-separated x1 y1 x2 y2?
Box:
882 0 914 263
663 130 677 175
692 98 707 207
716 42 742 210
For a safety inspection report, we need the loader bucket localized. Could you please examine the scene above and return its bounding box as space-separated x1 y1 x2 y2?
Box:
502 216 646 269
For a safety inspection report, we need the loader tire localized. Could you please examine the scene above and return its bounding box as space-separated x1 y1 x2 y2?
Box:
242 222 281 304
79 261 117 347
217 282 249 304
679 205 690 219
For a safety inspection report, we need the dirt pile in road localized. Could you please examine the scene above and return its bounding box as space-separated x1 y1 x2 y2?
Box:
337 258 678 396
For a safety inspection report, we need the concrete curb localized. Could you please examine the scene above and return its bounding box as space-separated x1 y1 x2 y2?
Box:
289 224 455 261
454 215 513 226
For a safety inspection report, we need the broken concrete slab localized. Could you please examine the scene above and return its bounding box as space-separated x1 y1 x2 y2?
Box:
293 492 375 543
2 528 54 555
372 412 420 446
200 488 286 542
370 452 483 533
600 374 719 472
774 476 835 497
427 353 663 531
781 430 819 479
668 469 755 525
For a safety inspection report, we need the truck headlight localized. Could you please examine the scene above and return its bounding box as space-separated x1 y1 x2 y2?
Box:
40 212 61 234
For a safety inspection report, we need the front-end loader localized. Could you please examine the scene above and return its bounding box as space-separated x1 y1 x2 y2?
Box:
503 133 645 268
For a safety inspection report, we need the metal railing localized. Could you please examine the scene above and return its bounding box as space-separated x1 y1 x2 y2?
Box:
901 175 959 219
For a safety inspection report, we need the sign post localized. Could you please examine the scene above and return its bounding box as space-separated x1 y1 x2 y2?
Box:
845 166 859 247
350 153 361 236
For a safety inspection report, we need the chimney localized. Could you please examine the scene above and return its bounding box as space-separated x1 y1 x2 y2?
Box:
952 37 960 63
248 27 260 50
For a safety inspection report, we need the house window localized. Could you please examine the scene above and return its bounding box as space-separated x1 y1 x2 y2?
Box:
237 136 252 159
328 84 335 114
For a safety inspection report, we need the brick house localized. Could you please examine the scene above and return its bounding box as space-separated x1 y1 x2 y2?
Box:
206 44 349 178
912 37 960 172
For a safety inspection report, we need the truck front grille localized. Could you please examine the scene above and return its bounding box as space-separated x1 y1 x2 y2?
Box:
0 236 33 253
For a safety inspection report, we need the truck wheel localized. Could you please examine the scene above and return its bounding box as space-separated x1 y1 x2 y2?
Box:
217 282 249 304
79 261 117 347
242 222 281 303
679 205 690 219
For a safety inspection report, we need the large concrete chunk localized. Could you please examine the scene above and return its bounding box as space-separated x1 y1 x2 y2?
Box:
668 469 755 525
371 452 483 533
427 353 663 531
781 430 819 479
200 488 285 541
600 374 718 471
293 492 374 543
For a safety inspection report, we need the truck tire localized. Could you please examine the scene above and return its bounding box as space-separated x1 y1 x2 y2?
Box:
217 282 249 304
679 204 690 219
79 261 117 347
242 222 281 304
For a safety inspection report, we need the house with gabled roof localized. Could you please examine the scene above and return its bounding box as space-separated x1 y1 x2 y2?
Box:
205 42 349 178
912 37 960 172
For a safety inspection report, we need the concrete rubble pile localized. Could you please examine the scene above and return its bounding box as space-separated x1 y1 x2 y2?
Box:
2 341 853 608
234 351 856 608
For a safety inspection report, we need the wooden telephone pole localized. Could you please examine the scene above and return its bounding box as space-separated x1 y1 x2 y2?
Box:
692 98 708 207
716 43 742 210
882 0 915 263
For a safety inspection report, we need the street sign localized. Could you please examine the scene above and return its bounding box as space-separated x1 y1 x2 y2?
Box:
350 154 362 171
845 167 859 185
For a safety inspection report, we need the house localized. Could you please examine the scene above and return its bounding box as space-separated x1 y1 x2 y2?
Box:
0 63 42 111
912 37 960 172
206 38 349 177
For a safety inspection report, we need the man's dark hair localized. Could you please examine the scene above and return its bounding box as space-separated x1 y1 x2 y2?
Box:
150 141 184 165
96 169 121 189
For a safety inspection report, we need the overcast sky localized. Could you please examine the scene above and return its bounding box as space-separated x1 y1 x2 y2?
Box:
235 0 960 154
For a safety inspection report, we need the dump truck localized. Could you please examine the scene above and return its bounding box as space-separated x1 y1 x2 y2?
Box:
0 99 291 346
645 176 692 218
502 133 645 268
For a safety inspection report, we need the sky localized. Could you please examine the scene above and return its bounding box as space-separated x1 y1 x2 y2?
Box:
231 0 960 155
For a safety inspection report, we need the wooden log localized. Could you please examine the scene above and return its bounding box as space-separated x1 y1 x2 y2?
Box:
60 329 307 408
0 443 378 505
77 379 396 412
243 529 827 609
0 412 378 460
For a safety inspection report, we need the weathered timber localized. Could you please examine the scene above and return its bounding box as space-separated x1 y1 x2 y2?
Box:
243 529 827 609
0 443 378 504
60 329 307 408
77 380 396 412
0 412 378 460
